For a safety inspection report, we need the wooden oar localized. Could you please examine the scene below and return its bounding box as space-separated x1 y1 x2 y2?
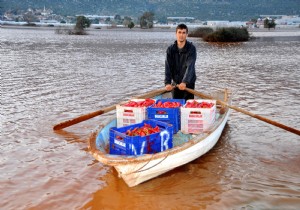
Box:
53 87 167 130
185 87 300 136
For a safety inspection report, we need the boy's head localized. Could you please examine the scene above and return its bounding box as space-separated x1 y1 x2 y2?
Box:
176 23 188 33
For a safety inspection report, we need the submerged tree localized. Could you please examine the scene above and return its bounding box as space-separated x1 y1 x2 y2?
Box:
128 21 135 29
139 12 154 29
264 18 276 30
188 27 214 38
23 11 38 25
74 16 91 34
203 27 250 42
56 15 91 35
123 16 132 27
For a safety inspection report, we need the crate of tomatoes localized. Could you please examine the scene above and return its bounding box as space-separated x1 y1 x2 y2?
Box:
147 99 185 134
109 119 173 155
180 99 216 134
116 98 156 128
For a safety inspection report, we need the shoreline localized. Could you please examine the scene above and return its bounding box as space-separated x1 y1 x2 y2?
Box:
1 24 300 37
248 27 300 37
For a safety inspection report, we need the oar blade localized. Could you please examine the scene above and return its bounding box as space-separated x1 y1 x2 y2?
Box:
53 88 167 130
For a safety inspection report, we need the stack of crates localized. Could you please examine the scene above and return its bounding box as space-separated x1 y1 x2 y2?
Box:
180 99 216 134
109 119 174 155
116 99 154 128
147 99 185 134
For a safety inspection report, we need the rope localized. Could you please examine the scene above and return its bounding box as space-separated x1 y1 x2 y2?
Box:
122 152 170 175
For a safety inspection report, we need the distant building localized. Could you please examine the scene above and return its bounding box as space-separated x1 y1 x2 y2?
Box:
41 6 53 16
40 19 59 24
256 15 300 27
206 20 246 27
78 15 115 20
275 15 300 25
167 17 195 24
259 15 284 19
246 21 256 28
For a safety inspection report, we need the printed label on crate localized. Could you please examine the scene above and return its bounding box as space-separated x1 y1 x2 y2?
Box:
189 114 202 118
122 113 134 117
180 100 216 134
154 114 169 119
127 132 172 156
110 119 174 155
130 141 146 155
114 139 126 147
160 130 172 151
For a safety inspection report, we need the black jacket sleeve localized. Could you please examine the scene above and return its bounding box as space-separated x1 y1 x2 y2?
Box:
164 47 172 85
182 44 197 85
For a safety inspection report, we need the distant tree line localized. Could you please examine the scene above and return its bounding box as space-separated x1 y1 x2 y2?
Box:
55 11 153 35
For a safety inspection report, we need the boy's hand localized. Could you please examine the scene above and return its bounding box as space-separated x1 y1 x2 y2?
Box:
178 83 186 90
165 84 173 91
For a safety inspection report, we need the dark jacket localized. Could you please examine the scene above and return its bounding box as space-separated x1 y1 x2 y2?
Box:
165 40 197 88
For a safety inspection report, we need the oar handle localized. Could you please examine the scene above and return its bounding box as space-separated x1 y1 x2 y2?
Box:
53 87 167 130
185 88 300 136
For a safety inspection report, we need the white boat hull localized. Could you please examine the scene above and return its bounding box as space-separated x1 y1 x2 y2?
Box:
88 89 232 187
114 110 230 187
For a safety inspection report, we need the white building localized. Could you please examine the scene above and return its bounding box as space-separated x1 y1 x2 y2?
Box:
275 15 300 25
206 20 246 27
167 17 195 24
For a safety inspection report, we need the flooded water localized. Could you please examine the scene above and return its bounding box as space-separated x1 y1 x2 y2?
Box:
1 26 300 210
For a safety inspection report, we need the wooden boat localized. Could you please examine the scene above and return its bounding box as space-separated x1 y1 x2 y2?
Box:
88 89 231 187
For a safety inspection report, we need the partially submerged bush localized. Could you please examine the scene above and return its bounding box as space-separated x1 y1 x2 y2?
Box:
55 16 90 35
55 27 87 35
203 27 250 42
189 27 214 38
24 23 37 27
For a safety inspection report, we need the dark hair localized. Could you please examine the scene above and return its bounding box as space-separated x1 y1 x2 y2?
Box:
176 23 188 33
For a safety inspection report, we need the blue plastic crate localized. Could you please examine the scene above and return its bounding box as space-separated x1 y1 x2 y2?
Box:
109 119 173 156
147 99 185 133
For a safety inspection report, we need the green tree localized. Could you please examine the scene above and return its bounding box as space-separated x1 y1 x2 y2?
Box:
123 16 132 27
264 18 276 30
74 16 91 34
128 21 135 29
250 18 257 23
114 14 122 24
105 17 111 24
264 18 269 28
139 12 154 29
269 19 276 29
75 16 91 29
23 11 38 24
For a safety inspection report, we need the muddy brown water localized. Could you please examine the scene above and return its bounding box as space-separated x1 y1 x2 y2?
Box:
1 27 299 210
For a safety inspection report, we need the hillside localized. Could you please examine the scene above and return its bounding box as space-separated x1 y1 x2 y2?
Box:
1 0 299 21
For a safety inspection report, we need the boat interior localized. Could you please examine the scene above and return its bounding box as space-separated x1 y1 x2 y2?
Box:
91 89 231 155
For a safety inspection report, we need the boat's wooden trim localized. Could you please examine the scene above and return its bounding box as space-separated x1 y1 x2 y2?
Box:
88 90 231 166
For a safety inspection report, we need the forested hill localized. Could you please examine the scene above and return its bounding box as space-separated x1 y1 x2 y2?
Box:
1 0 299 21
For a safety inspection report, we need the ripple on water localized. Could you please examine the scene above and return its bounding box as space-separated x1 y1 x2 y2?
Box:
1 27 300 210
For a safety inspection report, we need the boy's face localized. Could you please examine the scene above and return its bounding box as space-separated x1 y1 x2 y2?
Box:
176 28 188 43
